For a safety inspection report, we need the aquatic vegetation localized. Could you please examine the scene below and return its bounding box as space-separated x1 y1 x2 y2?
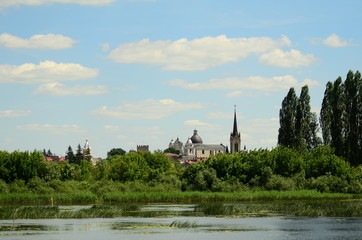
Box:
170 220 196 228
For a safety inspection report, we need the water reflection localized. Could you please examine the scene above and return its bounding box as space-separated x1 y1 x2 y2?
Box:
0 204 361 240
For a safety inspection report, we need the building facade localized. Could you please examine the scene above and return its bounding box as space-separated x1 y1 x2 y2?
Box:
169 129 227 160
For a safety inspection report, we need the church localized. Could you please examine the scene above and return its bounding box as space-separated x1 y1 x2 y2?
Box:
169 108 241 160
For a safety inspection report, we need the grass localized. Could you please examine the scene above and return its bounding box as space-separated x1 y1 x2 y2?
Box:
0 190 360 205
1 199 361 219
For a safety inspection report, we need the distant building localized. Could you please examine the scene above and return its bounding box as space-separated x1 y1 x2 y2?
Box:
230 107 241 153
137 145 149 152
83 139 92 161
169 129 227 160
169 107 242 161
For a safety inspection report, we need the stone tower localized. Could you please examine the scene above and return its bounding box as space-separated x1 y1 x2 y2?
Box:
230 107 241 153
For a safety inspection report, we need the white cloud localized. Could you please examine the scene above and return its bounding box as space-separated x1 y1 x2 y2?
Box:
33 82 108 96
17 124 86 135
92 99 205 120
323 33 355 47
0 61 99 84
184 119 211 127
108 35 291 71
168 75 313 92
259 49 316 68
0 0 114 7
0 110 31 118
0 33 76 49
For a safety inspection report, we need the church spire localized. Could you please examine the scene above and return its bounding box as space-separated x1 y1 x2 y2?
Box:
230 105 241 153
232 105 238 136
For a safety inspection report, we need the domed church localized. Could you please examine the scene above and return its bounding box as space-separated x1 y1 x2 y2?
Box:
169 129 227 160
168 108 241 160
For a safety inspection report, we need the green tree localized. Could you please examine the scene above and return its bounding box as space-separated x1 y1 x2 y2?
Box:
66 146 75 163
320 70 362 165
163 147 180 155
107 148 126 158
320 82 333 145
344 70 360 166
278 87 298 148
76 144 84 164
295 85 321 150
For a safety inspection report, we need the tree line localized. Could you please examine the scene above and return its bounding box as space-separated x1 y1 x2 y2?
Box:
278 70 362 166
1 146 361 194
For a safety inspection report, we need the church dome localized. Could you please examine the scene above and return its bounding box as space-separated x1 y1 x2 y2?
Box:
190 129 203 144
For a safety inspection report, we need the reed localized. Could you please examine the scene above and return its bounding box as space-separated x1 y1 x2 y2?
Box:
0 190 360 205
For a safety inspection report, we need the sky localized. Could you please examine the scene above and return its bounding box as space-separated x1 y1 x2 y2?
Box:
1 0 362 158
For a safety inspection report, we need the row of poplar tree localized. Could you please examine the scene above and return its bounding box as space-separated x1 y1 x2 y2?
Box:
278 70 362 166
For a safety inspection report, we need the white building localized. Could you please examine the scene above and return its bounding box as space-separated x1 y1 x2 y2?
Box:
168 107 242 160
169 129 227 160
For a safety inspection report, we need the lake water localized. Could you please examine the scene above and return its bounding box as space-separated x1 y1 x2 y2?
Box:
1 204 361 240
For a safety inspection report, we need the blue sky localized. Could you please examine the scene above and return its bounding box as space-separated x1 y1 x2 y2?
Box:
0 0 361 158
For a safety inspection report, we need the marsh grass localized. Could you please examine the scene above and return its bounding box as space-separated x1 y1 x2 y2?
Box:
195 200 362 217
0 190 359 205
0 199 361 219
170 220 196 228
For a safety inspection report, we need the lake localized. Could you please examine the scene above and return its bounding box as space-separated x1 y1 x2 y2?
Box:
1 204 361 240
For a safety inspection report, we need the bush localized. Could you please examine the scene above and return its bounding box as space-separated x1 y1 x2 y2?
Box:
0 179 8 194
265 175 295 191
306 174 349 193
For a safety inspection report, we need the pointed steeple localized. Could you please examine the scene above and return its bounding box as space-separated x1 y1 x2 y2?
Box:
230 105 241 153
232 106 238 136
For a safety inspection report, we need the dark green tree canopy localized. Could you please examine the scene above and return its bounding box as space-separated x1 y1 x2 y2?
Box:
320 70 362 166
107 148 126 158
278 85 320 150
163 147 180 155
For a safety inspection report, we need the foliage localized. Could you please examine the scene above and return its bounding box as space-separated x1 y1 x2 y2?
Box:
107 148 126 157
163 147 180 155
278 86 321 150
320 70 362 166
0 148 361 195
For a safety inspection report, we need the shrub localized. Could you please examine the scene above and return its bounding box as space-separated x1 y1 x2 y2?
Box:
265 175 295 191
306 174 349 193
0 179 8 194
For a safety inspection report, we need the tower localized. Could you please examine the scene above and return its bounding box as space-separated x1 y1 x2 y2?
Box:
83 139 92 161
230 106 241 153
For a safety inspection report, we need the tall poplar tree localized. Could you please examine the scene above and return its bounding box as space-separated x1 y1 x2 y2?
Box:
278 87 298 148
320 70 362 166
331 77 345 157
320 82 333 145
279 86 320 150
344 71 359 166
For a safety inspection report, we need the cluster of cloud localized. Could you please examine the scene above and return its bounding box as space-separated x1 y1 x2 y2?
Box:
167 75 319 92
108 35 302 71
0 33 76 49
0 61 98 84
310 33 356 48
0 0 115 7
33 82 108 96
322 33 355 48
0 110 31 118
92 99 205 120
17 124 86 135
259 49 316 68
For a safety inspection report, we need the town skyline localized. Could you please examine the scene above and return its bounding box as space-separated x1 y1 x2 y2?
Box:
1 0 362 158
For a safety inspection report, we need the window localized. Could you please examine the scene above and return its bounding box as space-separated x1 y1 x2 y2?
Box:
202 150 204 154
